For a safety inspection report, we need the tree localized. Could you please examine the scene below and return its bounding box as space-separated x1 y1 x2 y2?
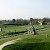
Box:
12 19 15 22
16 19 29 25
23 20 29 25
42 17 50 25
0 21 3 27
16 19 23 25
30 18 39 25
12 19 16 24
30 18 33 25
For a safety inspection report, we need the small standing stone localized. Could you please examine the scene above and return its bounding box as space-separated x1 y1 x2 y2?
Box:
0 28 2 32
1 28 2 32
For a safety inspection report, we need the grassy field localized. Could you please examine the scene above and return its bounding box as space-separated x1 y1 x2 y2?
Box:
0 25 49 36
2 28 50 50
0 25 50 50
0 25 50 45
2 25 50 32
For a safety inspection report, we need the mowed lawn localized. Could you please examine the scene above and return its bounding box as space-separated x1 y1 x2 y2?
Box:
0 25 50 45
0 25 49 35
0 26 50 45
2 25 50 32
2 29 50 50
0 25 27 36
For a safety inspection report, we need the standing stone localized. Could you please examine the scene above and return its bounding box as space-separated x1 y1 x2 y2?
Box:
27 26 37 35
1 28 2 32
0 28 1 31
0 28 2 32
28 19 37 35
28 26 34 34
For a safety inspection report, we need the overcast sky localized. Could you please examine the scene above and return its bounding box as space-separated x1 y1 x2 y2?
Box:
0 0 50 20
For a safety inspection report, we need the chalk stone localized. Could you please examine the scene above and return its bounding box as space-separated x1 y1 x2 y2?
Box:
28 26 34 34
0 28 1 31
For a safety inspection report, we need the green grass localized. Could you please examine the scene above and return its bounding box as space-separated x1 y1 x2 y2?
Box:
0 34 26 45
0 25 49 35
33 25 49 29
2 28 50 50
0 25 27 36
0 25 50 50
2 25 50 32
0 25 50 45
2 42 50 50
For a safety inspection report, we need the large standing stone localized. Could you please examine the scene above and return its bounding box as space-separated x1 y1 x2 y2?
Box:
27 26 37 35
28 19 37 35
28 26 34 34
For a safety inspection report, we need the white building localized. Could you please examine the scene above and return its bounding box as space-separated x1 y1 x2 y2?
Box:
38 19 43 25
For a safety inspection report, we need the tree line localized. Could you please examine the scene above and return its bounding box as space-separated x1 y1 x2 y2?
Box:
0 17 50 26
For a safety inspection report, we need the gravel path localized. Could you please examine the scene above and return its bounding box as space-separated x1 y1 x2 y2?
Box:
0 38 22 50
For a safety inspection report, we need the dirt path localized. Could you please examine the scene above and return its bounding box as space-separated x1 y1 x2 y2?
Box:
0 38 22 50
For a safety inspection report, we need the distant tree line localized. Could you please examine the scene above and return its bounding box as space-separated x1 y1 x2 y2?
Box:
12 19 30 25
30 17 50 25
30 18 39 25
0 17 50 26
42 18 50 25
2 19 30 25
